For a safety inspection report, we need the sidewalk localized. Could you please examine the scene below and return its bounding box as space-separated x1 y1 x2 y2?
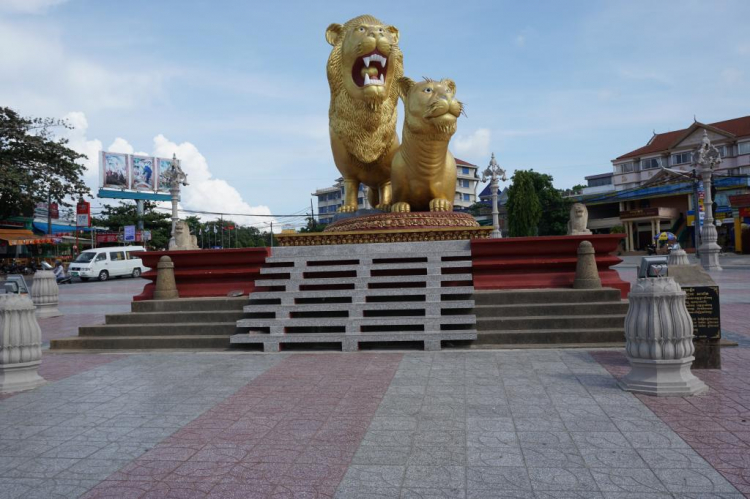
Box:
614 253 750 269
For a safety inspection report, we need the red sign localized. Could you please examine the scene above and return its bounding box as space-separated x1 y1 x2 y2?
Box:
49 203 59 219
740 207 750 218
76 201 91 215
729 194 750 208
96 231 147 244
96 233 119 244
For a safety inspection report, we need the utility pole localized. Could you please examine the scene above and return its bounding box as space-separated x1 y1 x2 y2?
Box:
270 222 274 248
136 199 145 231
46 188 52 235
310 198 315 226
220 214 224 248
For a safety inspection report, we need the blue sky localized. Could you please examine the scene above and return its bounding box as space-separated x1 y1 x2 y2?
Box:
2 0 749 227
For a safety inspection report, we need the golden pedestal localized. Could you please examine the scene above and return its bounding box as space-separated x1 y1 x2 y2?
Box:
277 212 492 246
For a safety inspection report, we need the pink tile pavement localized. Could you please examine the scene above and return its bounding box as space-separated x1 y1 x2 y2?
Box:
593 348 750 495
83 353 403 499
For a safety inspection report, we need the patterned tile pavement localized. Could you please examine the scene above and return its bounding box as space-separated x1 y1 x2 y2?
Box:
0 266 749 497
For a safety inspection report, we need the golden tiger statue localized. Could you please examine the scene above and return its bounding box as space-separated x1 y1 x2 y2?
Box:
391 77 463 213
325 14 403 212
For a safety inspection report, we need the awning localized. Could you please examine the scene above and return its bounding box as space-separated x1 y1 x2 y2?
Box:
0 229 56 245
32 222 93 235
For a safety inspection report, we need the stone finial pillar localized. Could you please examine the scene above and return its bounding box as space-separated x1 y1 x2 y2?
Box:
573 240 601 289
153 256 179 300
0 294 46 393
619 277 708 396
667 248 690 266
31 270 62 318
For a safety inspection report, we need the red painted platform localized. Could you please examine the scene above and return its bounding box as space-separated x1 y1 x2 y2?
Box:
471 234 630 298
133 248 270 301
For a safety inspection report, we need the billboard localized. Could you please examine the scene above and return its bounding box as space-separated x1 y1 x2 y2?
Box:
101 152 129 189
99 151 173 202
131 156 155 191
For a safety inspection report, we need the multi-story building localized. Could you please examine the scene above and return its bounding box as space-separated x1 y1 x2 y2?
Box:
454 159 480 209
578 116 750 253
312 179 371 225
312 158 479 224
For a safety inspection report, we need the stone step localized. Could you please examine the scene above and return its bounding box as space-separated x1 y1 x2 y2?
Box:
131 297 246 313
243 300 475 315
253 273 473 289
476 315 625 331
77 323 238 337
230 330 478 352
474 288 622 306
259 260 471 275
474 328 625 345
237 315 475 329
473 302 629 318
50 335 231 350
106 311 246 325
248 286 475 302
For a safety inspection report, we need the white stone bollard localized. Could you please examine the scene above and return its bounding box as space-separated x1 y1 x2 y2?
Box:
31 270 62 318
667 249 690 267
0 294 46 393
619 277 708 396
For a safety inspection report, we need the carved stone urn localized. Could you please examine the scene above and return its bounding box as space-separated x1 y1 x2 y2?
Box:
619 277 708 396
0 294 46 393
31 270 62 318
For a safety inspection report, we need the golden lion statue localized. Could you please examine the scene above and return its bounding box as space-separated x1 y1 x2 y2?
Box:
325 14 403 212
391 77 463 213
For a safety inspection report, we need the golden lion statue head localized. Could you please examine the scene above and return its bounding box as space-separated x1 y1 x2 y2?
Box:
326 15 402 109
399 77 462 137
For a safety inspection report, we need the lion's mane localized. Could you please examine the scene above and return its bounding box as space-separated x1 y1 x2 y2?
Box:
326 15 403 165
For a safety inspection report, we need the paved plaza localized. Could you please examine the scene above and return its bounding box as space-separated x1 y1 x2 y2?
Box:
1 262 749 498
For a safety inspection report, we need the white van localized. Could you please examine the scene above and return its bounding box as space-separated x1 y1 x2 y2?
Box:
69 246 150 282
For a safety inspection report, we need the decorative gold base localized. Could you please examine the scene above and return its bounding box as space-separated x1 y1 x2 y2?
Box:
277 212 491 246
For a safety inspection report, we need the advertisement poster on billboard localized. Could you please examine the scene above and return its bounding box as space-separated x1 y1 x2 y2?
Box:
156 157 174 192
124 225 136 242
131 156 155 191
101 152 129 189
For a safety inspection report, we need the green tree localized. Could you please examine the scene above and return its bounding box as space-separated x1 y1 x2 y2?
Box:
506 170 542 237
0 107 91 220
526 172 571 236
92 201 172 250
298 215 327 233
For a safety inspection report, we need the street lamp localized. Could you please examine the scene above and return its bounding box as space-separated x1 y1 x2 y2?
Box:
161 153 188 236
481 153 508 238
693 131 722 271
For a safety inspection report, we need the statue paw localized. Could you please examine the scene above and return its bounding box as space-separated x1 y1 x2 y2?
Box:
375 203 391 212
391 202 411 213
429 199 452 212
337 204 357 213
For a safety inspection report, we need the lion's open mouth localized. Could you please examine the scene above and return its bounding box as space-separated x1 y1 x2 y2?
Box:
351 50 388 87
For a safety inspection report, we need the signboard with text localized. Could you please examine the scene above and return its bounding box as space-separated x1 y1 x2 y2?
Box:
124 225 136 242
683 286 721 339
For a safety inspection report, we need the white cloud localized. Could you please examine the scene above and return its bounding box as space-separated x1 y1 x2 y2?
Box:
59 112 101 189
151 134 276 229
0 20 166 116
514 34 526 47
453 128 491 161
59 113 277 231
0 0 67 14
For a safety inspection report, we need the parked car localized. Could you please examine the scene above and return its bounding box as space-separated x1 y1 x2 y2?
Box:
68 246 149 282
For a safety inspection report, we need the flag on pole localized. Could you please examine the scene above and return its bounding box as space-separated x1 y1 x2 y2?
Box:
213 225 218 234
